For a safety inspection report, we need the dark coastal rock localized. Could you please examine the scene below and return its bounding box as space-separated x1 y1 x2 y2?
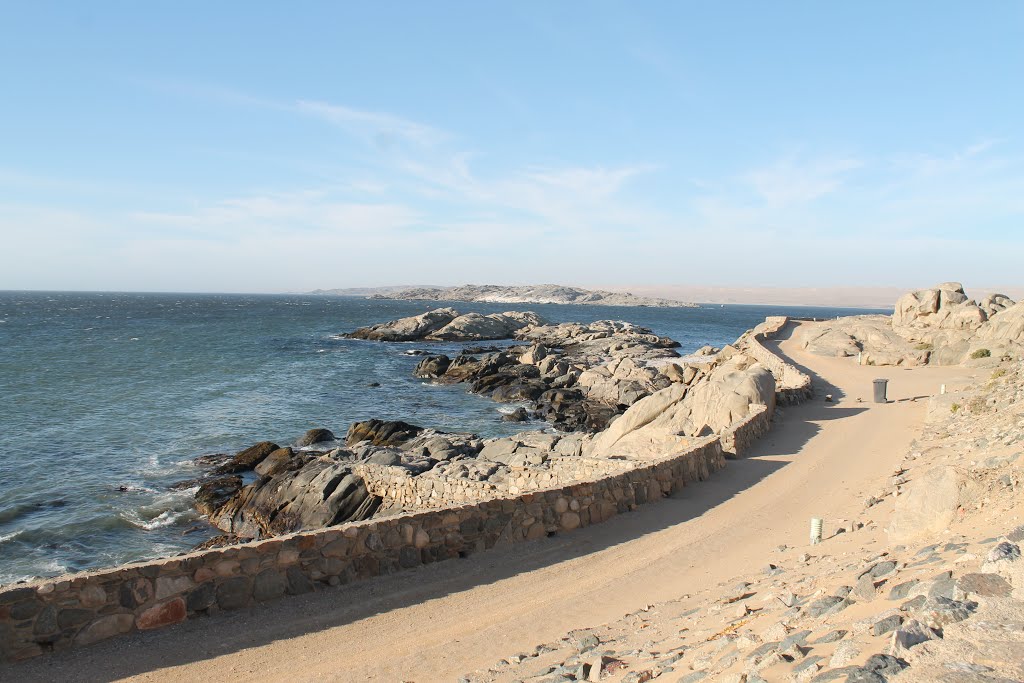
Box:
192 452 231 468
346 419 424 447
503 407 530 422
296 428 335 446
254 447 300 478
194 476 243 516
208 461 380 538
413 355 451 379
217 441 280 473
491 382 546 403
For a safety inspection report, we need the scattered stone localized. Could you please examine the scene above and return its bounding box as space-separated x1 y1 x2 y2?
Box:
872 615 903 636
957 572 1012 597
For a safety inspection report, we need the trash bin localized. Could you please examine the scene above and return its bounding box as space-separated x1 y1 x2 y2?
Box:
873 378 888 403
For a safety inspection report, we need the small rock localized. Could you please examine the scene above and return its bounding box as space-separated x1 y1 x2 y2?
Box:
913 597 978 629
888 619 940 656
871 615 903 637
830 642 860 668
813 629 848 644
985 541 1021 564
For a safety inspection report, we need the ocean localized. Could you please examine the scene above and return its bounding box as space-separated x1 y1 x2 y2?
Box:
0 291 884 585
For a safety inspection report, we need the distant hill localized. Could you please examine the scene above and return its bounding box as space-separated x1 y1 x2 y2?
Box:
308 285 439 297
353 284 698 308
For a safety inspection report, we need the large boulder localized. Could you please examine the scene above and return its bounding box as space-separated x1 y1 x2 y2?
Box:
344 307 460 341
980 293 1016 318
892 283 987 331
586 355 775 459
889 465 980 543
979 301 1024 343
208 460 380 538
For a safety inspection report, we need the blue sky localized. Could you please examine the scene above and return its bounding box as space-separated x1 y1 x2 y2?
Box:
1 2 1022 293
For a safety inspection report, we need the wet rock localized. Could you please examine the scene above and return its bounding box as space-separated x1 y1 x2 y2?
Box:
217 441 280 473
502 407 530 422
254 447 298 478
208 461 380 538
413 355 451 379
346 419 424 447
194 476 243 516
296 428 335 446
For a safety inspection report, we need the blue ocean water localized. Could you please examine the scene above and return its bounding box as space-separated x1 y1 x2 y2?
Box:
0 292 884 584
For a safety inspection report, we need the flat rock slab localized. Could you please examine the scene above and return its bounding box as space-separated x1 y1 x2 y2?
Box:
957 573 1012 597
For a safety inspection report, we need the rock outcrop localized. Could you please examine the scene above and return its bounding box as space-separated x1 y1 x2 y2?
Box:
892 282 988 331
208 460 379 538
979 300 1024 343
410 319 682 432
799 283 1023 367
586 353 775 460
344 307 460 342
343 308 549 342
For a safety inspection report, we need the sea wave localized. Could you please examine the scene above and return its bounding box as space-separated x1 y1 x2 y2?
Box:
0 529 24 544
120 508 198 531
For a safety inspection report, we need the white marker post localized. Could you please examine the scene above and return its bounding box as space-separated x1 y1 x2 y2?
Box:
810 518 823 545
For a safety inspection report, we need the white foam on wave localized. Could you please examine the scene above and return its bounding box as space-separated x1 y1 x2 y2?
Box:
121 508 197 531
0 529 24 544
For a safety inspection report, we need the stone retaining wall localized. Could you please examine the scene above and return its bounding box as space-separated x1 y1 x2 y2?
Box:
745 317 814 404
0 438 723 663
720 404 772 459
0 317 817 664
358 456 633 509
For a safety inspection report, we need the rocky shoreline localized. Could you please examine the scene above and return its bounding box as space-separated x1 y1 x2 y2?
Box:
179 307 777 549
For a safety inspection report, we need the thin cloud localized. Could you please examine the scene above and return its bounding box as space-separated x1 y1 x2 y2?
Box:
296 100 448 148
744 157 863 207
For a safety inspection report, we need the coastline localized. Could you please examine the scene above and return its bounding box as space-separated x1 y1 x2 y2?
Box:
0 313 809 662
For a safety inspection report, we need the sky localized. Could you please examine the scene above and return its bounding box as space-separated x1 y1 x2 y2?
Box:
1 2 1022 293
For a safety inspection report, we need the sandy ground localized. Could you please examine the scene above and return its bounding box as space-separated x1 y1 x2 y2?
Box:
7 323 979 683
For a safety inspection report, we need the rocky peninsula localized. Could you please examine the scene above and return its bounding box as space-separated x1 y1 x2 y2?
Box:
365 284 699 308
188 306 779 544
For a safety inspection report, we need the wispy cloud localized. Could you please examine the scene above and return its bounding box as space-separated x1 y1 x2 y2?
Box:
744 156 863 207
296 100 447 148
